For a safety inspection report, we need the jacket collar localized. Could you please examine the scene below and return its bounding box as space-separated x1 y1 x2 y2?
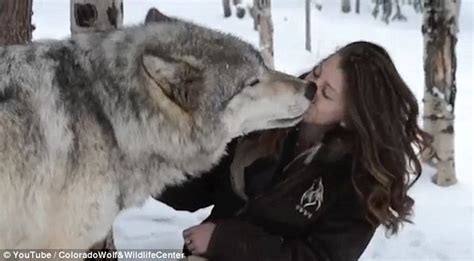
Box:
230 125 352 201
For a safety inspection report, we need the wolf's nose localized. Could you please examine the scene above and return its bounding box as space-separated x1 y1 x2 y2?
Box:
304 82 317 101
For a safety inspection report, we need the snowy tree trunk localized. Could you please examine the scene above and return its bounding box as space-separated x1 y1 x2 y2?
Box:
422 0 460 186
0 0 34 45
356 0 361 13
70 0 123 35
256 0 274 68
305 0 311 51
342 0 351 13
222 0 231 18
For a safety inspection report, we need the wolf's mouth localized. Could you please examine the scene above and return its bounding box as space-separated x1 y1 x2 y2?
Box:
270 114 304 125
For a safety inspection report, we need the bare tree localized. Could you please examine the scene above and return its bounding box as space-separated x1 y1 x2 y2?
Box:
422 0 461 186
342 0 351 13
0 0 34 45
392 0 407 21
305 0 311 51
373 0 381 18
413 0 423 12
356 0 361 13
70 0 123 35
255 0 274 68
222 0 232 17
374 0 410 23
382 0 393 23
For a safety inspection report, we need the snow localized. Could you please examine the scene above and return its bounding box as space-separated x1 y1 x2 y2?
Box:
31 0 473 260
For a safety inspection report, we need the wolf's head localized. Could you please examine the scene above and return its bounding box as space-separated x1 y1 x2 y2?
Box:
141 9 315 140
85 9 316 172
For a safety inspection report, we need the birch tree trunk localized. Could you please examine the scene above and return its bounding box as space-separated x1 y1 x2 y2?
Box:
422 0 460 186
256 0 274 68
305 0 311 51
0 0 34 45
70 0 123 35
342 0 351 13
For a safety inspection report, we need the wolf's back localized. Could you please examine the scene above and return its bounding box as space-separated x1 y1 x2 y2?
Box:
0 41 79 174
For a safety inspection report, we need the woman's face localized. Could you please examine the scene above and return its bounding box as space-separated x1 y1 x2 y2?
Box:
303 54 346 126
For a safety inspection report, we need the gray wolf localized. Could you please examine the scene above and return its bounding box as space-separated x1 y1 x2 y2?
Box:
0 9 314 249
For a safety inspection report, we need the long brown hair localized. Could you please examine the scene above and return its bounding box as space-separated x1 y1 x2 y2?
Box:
336 41 431 234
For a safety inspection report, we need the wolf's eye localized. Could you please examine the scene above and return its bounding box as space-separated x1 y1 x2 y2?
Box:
248 79 260 87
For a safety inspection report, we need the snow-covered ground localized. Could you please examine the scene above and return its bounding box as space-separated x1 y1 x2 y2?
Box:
32 0 473 260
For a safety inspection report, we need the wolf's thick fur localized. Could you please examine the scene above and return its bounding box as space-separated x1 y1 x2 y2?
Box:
0 12 312 249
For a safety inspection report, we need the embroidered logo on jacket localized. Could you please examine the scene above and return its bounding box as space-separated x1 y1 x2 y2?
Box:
295 177 324 219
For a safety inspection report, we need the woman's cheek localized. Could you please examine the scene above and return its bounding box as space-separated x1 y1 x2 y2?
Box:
303 105 319 123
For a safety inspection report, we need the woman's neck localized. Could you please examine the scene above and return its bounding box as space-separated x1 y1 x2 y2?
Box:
293 122 332 156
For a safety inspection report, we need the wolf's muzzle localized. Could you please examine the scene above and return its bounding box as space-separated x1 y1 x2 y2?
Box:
304 82 317 101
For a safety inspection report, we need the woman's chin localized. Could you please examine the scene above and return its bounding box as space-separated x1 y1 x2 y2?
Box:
302 114 319 125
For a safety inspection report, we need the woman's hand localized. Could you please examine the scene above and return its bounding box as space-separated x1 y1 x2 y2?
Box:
183 222 216 256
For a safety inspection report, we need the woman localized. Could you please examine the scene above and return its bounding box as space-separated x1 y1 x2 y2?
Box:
157 41 431 261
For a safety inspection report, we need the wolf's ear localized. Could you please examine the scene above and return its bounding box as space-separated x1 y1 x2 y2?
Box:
142 55 179 84
142 55 202 85
142 54 203 112
145 8 173 24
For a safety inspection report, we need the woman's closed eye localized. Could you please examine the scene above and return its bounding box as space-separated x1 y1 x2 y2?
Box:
322 87 331 100
322 86 335 100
